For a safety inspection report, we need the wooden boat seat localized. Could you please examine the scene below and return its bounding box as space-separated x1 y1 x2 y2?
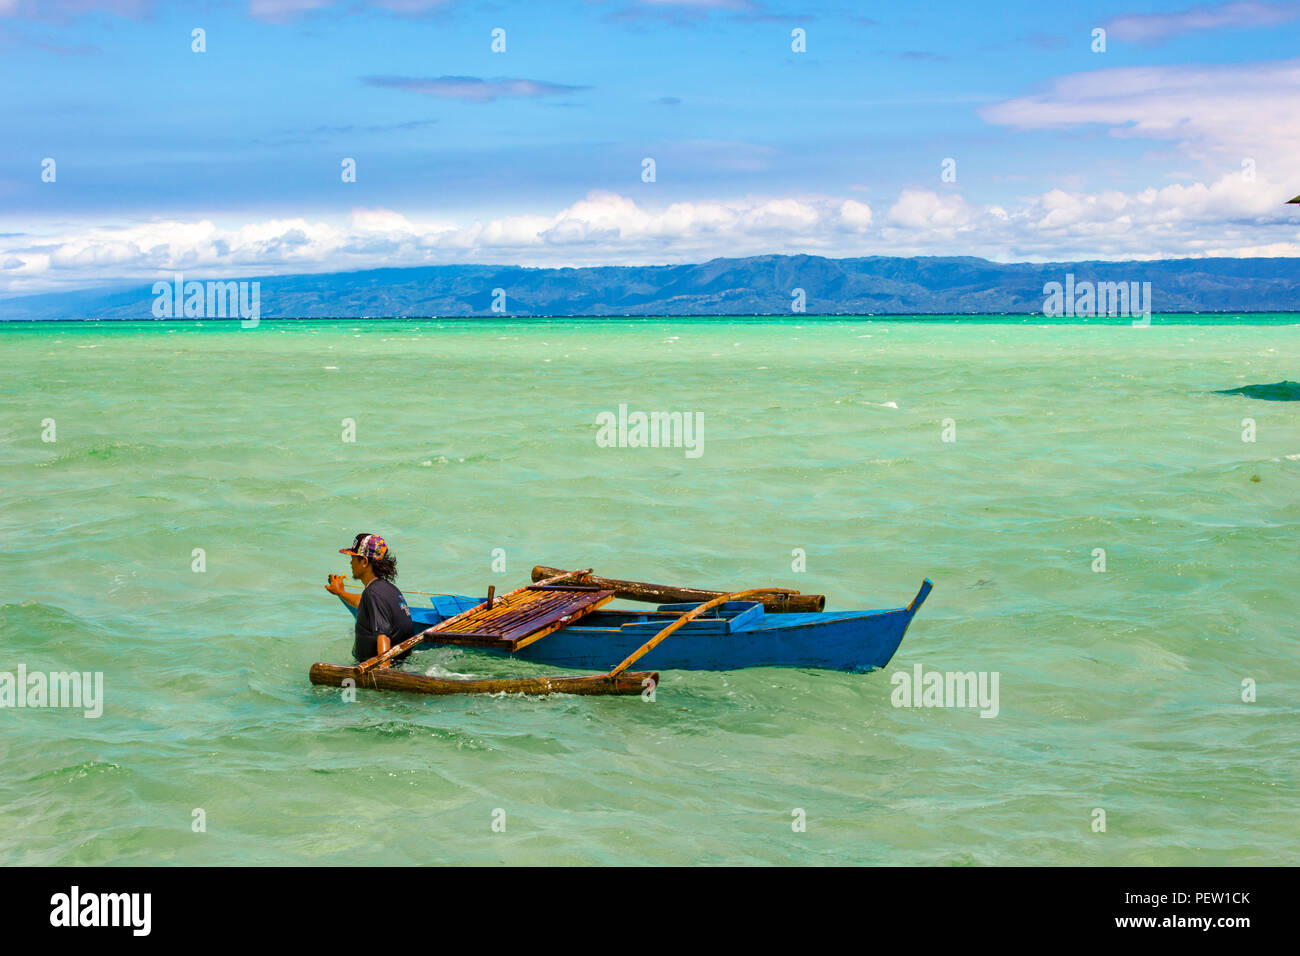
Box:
617 601 765 636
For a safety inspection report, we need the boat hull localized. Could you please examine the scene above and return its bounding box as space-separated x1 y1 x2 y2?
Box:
341 579 932 674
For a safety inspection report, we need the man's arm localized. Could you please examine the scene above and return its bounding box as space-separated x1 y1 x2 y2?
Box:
372 598 397 667
326 574 361 608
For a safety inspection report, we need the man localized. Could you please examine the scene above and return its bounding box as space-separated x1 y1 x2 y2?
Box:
325 533 414 664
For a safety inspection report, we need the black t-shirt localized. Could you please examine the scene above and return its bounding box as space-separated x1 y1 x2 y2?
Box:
353 579 415 662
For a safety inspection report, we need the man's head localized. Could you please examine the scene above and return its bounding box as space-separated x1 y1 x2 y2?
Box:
340 533 398 581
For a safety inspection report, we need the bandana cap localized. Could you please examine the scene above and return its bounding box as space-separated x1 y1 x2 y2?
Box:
340 533 388 559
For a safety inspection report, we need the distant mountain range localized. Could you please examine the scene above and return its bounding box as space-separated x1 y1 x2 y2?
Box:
3 254 1300 319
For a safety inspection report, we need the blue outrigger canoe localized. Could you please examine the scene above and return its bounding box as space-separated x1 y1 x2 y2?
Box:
343 578 933 673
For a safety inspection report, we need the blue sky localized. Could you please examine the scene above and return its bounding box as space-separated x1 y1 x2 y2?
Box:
2 0 1299 294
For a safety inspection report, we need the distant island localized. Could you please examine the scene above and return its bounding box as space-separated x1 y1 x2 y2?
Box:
3 254 1300 320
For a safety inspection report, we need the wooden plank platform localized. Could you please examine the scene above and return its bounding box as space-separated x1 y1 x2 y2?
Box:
427 585 615 651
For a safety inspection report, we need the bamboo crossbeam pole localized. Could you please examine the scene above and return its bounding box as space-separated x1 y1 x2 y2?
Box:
531 566 825 613
607 588 796 678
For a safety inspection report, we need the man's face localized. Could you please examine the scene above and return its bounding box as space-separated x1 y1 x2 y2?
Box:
349 554 367 579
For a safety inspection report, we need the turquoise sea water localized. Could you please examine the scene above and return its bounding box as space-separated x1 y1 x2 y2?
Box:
1 316 1297 865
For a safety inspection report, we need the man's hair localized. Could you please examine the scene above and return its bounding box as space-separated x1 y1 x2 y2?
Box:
365 553 398 581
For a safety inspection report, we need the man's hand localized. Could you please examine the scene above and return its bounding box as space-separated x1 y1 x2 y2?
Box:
327 573 362 608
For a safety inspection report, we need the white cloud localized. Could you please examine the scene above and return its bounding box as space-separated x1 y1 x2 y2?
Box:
1106 1 1300 43
887 190 974 232
0 0 147 17
247 0 331 22
839 199 873 230
2 182 1298 296
740 198 820 232
980 58 1300 172
633 0 758 10
363 75 588 102
638 0 754 7
373 0 451 13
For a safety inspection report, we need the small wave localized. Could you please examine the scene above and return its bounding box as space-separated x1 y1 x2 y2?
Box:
424 664 477 679
413 453 496 467
36 440 166 468
420 648 474 679
25 760 124 784
346 721 422 739
0 601 97 637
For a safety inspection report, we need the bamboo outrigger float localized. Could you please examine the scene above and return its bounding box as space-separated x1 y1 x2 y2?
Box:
309 567 933 699
307 662 658 697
